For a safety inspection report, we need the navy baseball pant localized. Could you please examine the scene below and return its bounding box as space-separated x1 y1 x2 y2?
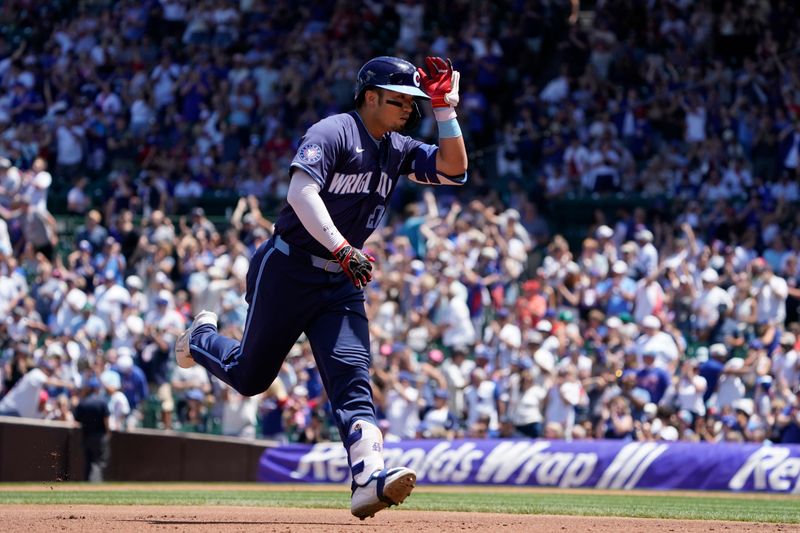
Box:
188 236 377 437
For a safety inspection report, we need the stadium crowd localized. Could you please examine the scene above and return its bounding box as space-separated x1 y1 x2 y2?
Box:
0 0 799 448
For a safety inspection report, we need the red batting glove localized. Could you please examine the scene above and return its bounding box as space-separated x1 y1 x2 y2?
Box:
417 56 460 109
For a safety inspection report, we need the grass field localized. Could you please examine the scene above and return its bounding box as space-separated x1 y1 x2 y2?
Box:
2 484 799 524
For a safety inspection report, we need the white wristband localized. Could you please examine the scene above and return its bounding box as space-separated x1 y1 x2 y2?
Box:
433 107 457 121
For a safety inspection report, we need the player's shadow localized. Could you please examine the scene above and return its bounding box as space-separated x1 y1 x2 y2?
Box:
130 519 379 527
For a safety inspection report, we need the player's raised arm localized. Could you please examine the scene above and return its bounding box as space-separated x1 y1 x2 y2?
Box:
417 57 468 181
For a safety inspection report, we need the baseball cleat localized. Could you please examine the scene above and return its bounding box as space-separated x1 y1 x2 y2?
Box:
175 310 218 368
351 467 416 520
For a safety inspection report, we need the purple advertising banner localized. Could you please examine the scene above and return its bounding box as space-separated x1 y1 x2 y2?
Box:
258 439 800 493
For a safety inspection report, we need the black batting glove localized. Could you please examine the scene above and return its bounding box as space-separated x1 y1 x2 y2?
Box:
333 241 375 289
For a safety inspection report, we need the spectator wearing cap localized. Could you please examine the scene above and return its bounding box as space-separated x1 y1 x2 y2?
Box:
635 315 680 372
73 375 110 481
633 229 658 278
68 240 97 290
518 280 548 327
506 361 548 438
594 225 618 262
597 260 636 317
144 290 186 334
139 311 179 429
384 370 422 440
100 369 130 432
485 307 521 368
179 387 210 434
636 350 671 405
420 389 458 439
535 319 561 355
440 278 476 349
776 395 800 444
751 257 788 328
189 206 216 237
714 343 751 413
544 365 582 441
94 269 131 332
578 238 609 279
692 268 733 341
772 333 799 396
464 367 500 436
26 159 52 215
673 358 708 421
633 261 665 326
700 343 727 404
114 350 148 416
125 275 148 314
441 346 474 417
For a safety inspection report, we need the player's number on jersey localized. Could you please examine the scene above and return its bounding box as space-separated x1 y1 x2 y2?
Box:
366 205 385 229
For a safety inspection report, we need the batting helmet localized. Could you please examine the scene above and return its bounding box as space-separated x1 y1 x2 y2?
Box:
354 56 430 101
355 56 428 132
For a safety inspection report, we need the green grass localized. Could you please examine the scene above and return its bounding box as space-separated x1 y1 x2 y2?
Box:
1 486 798 523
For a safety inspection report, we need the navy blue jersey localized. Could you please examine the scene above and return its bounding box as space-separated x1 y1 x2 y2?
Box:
274 111 437 257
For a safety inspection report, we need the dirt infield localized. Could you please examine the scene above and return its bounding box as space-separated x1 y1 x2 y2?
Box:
3 484 799 532
3 505 799 533
0 505 800 533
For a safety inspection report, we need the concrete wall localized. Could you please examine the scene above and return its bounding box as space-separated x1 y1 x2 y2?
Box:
0 416 274 482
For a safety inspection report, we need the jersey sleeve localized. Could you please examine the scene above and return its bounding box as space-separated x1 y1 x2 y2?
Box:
289 120 342 188
398 137 429 175
400 137 467 186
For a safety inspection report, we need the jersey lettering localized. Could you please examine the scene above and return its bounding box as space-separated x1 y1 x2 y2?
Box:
278 112 434 256
366 205 385 229
376 172 391 199
329 172 373 195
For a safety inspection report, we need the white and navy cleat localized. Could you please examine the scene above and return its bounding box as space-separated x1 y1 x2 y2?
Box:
350 467 416 520
175 310 218 369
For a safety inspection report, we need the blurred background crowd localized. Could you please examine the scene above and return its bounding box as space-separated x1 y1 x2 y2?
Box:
1 0 800 447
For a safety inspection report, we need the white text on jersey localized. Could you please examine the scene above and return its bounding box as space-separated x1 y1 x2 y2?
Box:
328 171 393 199
329 172 372 194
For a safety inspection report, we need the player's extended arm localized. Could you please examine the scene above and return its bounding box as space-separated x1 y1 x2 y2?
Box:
286 171 375 288
417 57 468 182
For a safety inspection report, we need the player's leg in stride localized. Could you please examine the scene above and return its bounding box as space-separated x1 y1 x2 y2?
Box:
346 419 416 519
175 310 218 369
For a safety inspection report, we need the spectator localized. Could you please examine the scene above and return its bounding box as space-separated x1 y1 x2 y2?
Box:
0 355 71 417
1 0 800 447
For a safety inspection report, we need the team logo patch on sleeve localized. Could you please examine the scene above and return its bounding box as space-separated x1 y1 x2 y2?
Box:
298 143 323 164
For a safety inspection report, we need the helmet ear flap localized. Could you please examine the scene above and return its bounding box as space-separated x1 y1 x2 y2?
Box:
402 100 422 134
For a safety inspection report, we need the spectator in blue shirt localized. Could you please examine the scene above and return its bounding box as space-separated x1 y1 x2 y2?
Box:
115 350 148 412
636 351 671 405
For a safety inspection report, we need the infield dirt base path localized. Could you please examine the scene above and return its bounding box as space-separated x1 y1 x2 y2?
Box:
2 505 799 532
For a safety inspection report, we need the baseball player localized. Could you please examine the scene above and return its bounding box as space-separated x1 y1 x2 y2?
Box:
175 56 467 519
